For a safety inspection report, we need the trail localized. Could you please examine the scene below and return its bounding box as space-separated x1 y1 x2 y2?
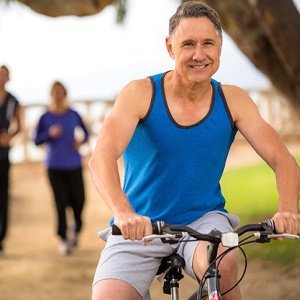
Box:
0 139 299 299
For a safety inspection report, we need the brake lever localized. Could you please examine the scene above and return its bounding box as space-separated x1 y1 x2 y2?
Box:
142 231 190 243
142 233 177 243
267 233 299 240
254 232 299 240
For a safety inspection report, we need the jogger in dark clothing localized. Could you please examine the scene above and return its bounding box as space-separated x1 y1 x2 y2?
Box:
0 65 21 256
0 160 10 250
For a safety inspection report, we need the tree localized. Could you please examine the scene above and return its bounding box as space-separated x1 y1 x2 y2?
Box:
4 0 115 17
204 0 300 111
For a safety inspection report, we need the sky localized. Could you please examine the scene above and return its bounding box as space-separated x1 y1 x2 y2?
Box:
1 0 298 105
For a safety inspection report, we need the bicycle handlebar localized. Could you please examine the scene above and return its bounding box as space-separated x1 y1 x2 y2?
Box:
112 219 299 247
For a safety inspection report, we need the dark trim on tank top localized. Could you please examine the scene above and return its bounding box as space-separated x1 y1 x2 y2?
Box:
139 76 156 123
217 82 237 131
162 76 215 129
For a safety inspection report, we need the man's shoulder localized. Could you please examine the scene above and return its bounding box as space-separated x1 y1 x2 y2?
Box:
127 72 167 89
218 83 245 92
148 72 166 81
123 77 153 95
218 83 249 99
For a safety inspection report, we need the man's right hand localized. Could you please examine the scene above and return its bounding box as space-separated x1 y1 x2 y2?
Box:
113 213 152 241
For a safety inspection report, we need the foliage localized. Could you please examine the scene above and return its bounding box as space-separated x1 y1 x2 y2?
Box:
221 163 277 220
221 156 300 266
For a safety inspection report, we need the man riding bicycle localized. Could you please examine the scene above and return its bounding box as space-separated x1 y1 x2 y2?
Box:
89 2 300 299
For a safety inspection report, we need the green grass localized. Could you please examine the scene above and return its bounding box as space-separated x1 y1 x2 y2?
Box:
220 156 300 266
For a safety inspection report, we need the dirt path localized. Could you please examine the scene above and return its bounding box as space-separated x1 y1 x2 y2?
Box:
0 140 299 299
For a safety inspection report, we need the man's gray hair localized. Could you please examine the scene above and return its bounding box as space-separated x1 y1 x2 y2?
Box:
169 1 222 38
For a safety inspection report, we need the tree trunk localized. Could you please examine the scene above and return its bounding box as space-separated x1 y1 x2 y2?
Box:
204 0 300 111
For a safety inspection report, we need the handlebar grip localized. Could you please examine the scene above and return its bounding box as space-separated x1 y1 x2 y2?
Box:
112 221 163 235
112 224 122 235
235 219 275 236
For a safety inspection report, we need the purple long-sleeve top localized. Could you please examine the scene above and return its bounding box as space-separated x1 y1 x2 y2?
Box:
34 108 89 170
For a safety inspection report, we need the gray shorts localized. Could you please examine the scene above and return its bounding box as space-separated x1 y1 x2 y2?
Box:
92 211 239 299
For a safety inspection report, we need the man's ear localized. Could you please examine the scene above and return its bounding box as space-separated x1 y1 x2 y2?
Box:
165 37 175 59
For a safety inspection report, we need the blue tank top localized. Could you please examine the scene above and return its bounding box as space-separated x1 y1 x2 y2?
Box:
122 72 237 225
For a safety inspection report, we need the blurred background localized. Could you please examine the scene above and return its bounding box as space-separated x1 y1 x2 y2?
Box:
0 1 299 299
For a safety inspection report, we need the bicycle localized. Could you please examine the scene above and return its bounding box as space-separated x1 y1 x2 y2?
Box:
112 219 299 300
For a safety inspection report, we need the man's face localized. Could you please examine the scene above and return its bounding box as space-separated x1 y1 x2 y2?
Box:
166 17 222 83
0 67 9 87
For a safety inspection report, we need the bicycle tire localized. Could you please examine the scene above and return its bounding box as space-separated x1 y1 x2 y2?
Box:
187 286 208 300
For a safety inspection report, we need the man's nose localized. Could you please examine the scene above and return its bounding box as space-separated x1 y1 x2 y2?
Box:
193 46 206 61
